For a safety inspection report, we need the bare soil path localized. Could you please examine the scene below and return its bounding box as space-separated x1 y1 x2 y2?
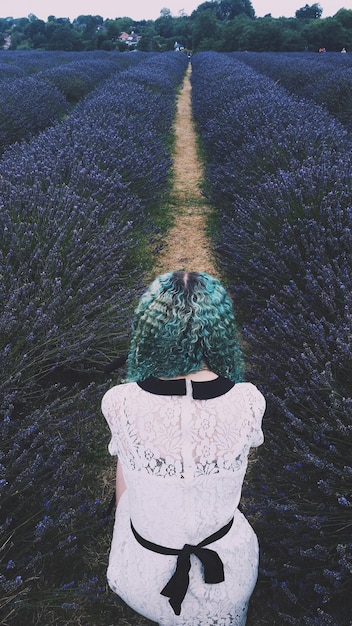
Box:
151 64 219 279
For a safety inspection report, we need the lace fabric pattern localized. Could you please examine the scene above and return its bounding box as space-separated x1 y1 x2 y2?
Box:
102 380 265 626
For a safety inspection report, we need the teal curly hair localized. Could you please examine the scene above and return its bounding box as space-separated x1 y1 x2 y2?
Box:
126 271 244 382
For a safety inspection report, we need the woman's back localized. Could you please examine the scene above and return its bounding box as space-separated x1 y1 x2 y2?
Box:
102 377 265 625
102 270 265 625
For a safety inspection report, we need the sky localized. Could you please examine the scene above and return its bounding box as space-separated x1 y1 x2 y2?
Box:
0 0 349 22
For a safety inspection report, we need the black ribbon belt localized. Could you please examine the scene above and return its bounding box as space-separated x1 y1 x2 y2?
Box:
130 517 234 616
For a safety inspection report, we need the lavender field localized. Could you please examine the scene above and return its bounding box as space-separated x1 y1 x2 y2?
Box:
191 52 352 626
1 49 351 626
0 50 187 625
232 51 352 131
0 50 145 152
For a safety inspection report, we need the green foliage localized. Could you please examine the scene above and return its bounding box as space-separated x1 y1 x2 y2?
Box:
334 8 352 29
192 9 220 50
295 3 323 19
216 0 255 20
302 16 352 50
0 1 350 52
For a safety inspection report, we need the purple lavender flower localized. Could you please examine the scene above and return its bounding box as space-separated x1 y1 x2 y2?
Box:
192 51 352 625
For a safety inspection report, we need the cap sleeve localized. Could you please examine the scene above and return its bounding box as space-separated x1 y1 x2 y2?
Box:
246 383 265 448
101 386 122 456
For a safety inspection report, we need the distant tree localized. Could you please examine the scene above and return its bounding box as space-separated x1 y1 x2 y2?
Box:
192 2 218 17
137 34 151 51
0 16 11 41
115 17 135 33
9 18 29 49
44 17 61 29
249 16 284 50
220 14 254 49
160 8 172 18
8 32 22 49
306 15 348 50
0 16 9 27
45 21 82 50
295 3 322 19
334 8 352 29
216 0 255 20
72 15 103 49
279 17 307 50
137 30 161 52
192 8 219 50
300 15 348 50
99 38 115 50
155 9 175 38
227 14 304 51
104 18 122 41
12 17 30 29
24 16 46 42
1 6 349 54
174 14 193 49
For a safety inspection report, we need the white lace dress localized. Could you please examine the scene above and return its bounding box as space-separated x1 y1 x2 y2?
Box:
101 376 265 626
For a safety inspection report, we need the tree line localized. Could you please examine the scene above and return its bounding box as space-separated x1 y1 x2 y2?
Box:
1 1 351 53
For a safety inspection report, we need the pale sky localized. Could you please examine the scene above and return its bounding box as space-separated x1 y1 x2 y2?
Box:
0 0 349 21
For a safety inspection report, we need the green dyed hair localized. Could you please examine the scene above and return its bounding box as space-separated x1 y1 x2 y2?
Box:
126 271 244 382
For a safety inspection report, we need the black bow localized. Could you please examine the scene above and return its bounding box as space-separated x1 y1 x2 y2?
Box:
160 542 225 615
130 517 233 616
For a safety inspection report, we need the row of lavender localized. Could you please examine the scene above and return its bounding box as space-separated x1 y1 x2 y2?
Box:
0 49 138 79
0 50 92 77
0 51 146 153
0 52 188 624
191 52 351 625
232 51 352 131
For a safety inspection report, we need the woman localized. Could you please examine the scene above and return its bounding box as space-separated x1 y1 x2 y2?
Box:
102 271 265 626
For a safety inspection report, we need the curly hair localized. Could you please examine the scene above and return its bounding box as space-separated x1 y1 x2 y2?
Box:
126 271 244 382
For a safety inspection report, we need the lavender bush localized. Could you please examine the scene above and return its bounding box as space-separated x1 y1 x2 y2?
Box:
0 52 146 153
0 51 187 624
37 55 142 104
0 76 69 152
233 51 352 131
0 50 126 77
0 50 79 76
1 381 110 623
192 52 352 625
0 64 25 80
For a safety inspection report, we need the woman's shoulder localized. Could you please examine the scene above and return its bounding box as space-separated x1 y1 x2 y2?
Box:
232 381 266 405
101 381 137 407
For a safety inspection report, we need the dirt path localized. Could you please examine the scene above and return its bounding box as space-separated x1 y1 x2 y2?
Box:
105 67 266 626
151 64 219 279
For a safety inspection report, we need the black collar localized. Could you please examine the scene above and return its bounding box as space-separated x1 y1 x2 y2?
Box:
137 376 235 399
